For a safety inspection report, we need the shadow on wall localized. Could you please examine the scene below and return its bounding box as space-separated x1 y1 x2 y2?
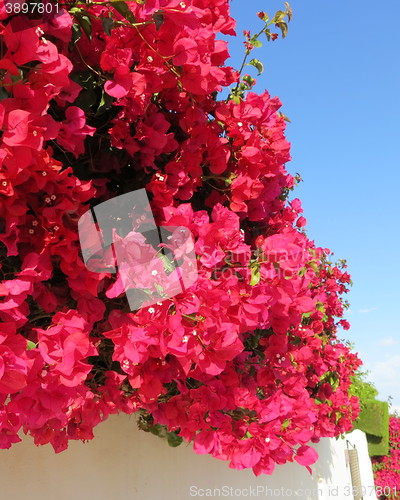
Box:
0 414 371 500
312 435 337 484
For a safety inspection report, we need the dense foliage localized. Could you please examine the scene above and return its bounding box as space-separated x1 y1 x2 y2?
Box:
0 0 361 475
349 369 379 409
350 369 389 456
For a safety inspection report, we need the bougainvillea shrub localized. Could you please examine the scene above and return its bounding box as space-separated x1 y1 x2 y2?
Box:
373 416 400 498
0 0 361 475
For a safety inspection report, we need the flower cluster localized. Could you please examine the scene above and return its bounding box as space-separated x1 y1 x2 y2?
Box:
0 0 360 474
373 417 400 499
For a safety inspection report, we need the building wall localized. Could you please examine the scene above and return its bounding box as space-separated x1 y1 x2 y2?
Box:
0 414 378 500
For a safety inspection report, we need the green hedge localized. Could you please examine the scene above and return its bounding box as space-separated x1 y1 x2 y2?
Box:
366 432 389 457
353 401 389 456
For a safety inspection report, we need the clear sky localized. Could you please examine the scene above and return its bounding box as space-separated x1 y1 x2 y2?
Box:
226 0 400 409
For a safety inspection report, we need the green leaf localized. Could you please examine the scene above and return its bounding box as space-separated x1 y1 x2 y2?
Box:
95 90 114 116
111 1 136 24
102 17 114 36
0 87 9 101
167 431 183 447
298 266 307 277
154 282 166 296
250 266 261 286
279 112 291 123
71 23 82 46
75 14 92 40
320 371 340 392
225 172 237 186
276 21 288 38
241 430 253 440
249 58 264 76
231 94 241 104
288 352 297 367
26 340 37 350
272 10 286 23
251 39 262 48
158 252 175 273
242 74 255 86
149 423 166 437
281 418 291 430
284 2 293 22
10 71 23 85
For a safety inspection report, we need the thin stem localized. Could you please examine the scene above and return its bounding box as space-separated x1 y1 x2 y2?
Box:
50 140 73 165
226 21 275 102
30 313 51 322
204 180 229 193
132 24 183 83
74 43 105 80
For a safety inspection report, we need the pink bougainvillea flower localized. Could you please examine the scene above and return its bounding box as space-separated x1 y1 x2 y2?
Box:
0 0 360 476
57 106 96 157
105 69 146 99
294 445 319 473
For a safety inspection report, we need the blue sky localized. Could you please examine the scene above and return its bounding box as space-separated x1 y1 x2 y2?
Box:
226 0 400 409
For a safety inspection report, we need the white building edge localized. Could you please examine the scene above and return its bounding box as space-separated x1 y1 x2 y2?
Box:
0 414 378 500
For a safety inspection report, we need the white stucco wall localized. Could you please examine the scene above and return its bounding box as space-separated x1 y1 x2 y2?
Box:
314 429 378 500
0 414 378 500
